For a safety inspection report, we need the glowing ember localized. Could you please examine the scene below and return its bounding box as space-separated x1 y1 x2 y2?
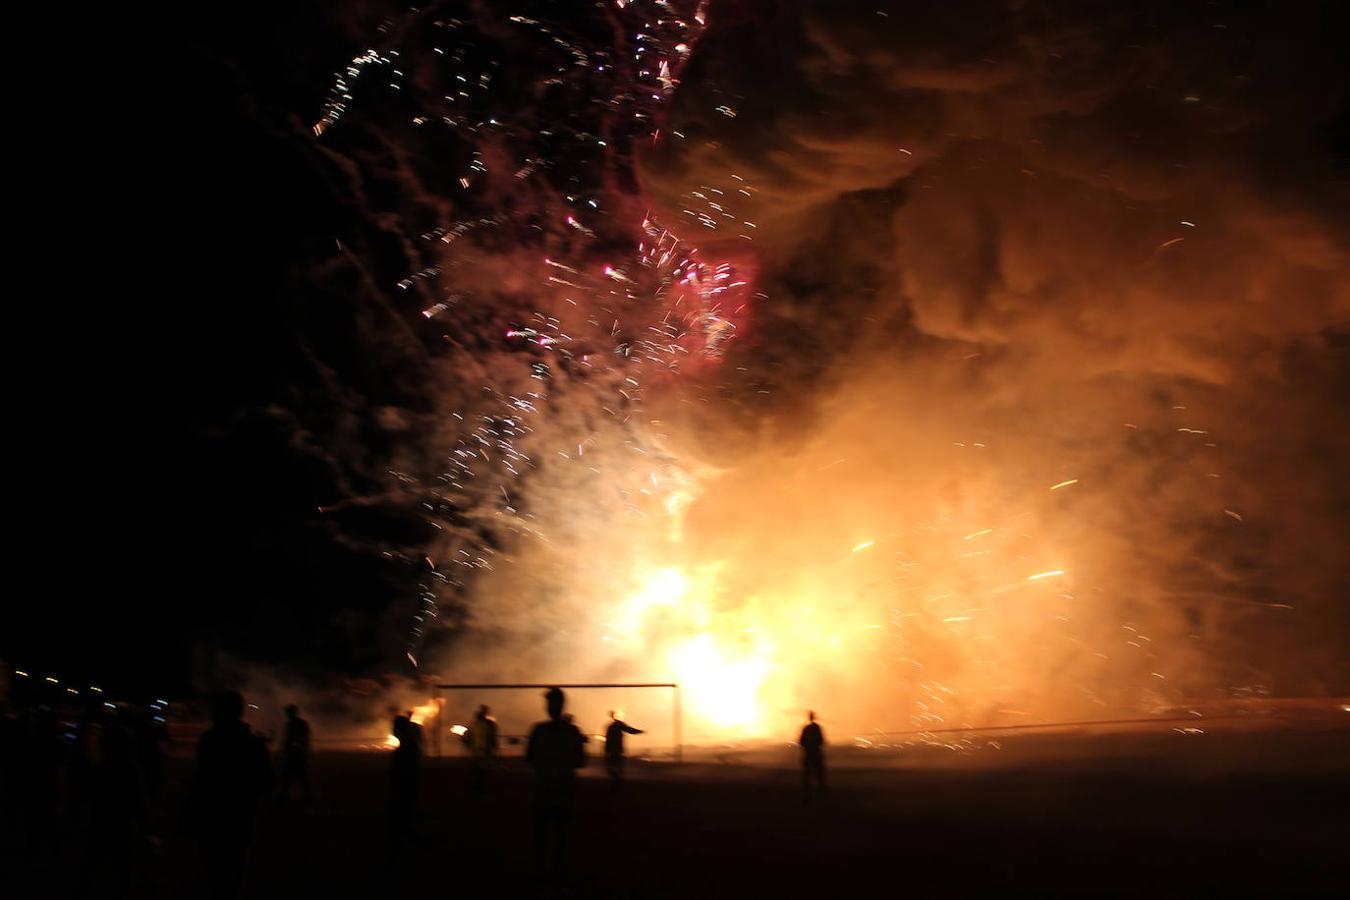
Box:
1027 570 1067 581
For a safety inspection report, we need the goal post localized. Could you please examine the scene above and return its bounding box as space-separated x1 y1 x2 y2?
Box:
431 682 682 763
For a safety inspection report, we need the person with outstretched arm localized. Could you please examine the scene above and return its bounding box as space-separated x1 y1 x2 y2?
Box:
603 710 644 789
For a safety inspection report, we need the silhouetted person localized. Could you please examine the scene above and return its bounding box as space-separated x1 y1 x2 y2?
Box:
277 704 312 807
467 704 498 796
73 705 147 897
603 710 644 789
133 704 170 802
185 691 273 900
386 713 423 866
799 711 826 799
13 703 63 859
0 701 21 843
526 688 586 879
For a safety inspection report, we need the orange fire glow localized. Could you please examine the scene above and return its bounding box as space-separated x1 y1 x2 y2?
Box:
384 700 441 749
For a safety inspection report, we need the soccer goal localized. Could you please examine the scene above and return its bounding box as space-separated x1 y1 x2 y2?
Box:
430 682 682 762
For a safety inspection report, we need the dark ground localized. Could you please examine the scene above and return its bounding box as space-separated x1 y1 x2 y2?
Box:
22 715 1350 898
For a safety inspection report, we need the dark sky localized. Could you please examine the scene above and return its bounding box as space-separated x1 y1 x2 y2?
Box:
6 1 1347 704
7 3 401 696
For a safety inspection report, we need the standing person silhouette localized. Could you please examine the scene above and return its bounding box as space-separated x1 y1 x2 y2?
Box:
525 687 586 878
185 691 273 900
73 704 147 897
134 703 170 803
603 710 644 790
799 711 826 799
386 713 423 867
277 704 312 808
467 704 499 796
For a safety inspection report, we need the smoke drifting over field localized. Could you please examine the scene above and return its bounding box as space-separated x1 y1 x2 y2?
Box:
149 1 1348 740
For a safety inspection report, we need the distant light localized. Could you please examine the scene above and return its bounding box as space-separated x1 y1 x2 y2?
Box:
45 676 59 684
90 686 103 693
851 540 875 554
14 670 27 677
450 724 468 736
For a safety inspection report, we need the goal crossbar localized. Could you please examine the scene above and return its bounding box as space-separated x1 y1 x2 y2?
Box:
431 682 682 762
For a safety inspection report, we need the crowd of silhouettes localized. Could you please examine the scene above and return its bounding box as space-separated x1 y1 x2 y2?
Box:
4 676 832 897
2 686 173 897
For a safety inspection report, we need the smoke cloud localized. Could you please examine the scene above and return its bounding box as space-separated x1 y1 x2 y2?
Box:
625 0 1350 733
146 1 1348 742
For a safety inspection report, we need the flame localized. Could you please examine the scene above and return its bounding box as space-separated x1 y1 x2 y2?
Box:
612 564 772 735
384 700 441 749
593 451 1100 741
409 701 438 725
668 633 770 730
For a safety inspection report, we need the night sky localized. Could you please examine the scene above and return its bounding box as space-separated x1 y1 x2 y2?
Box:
7 1 1347 719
